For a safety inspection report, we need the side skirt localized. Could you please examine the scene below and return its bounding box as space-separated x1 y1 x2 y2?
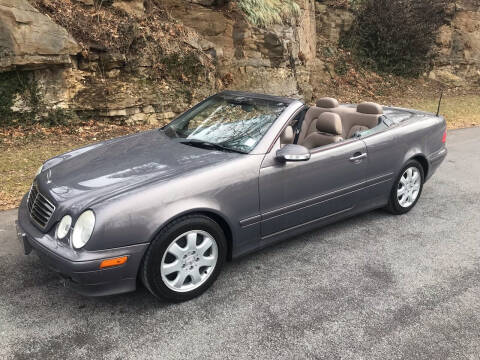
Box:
231 201 387 260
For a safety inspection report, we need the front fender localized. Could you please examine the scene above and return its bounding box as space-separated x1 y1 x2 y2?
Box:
85 156 262 252
146 198 237 243
87 192 239 252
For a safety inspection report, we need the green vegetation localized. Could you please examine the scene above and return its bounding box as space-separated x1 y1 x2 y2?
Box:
0 71 38 126
237 0 300 27
0 71 76 127
341 0 454 76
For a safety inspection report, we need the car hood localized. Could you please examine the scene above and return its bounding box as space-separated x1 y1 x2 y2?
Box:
39 130 239 208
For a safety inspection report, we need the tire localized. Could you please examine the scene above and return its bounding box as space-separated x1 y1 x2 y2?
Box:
141 215 227 302
386 160 425 215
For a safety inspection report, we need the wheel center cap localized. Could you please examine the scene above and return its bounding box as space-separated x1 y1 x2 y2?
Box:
185 255 196 266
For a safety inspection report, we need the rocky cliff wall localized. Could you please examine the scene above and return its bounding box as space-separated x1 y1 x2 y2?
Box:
433 0 480 85
0 0 80 70
0 0 478 126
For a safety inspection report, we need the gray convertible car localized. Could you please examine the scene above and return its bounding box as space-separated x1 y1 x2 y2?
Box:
16 91 447 301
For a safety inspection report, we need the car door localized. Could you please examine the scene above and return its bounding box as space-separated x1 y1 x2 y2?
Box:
358 119 403 209
259 138 368 239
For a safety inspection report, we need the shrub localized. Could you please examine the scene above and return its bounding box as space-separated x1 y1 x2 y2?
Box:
0 71 40 126
236 0 301 27
0 71 76 127
341 0 454 76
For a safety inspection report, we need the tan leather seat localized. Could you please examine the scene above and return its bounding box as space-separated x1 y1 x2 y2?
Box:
316 97 339 108
357 102 383 115
301 112 343 150
297 97 348 144
297 99 383 143
341 102 383 138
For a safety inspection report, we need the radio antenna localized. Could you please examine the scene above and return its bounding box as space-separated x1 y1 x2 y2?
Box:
436 91 443 117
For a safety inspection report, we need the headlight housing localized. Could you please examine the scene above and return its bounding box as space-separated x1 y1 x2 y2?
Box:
71 210 95 249
56 215 72 240
35 165 43 177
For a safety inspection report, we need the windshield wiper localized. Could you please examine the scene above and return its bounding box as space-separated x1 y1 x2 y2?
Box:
180 139 246 154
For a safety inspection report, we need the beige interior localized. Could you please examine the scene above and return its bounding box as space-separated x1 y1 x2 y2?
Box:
301 113 343 150
316 97 339 108
297 97 348 144
297 98 383 148
357 102 383 115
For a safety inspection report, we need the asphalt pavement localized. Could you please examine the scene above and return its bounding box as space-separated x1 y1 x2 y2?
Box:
0 127 479 359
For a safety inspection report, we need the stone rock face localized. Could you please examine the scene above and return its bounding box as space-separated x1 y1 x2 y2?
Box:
434 0 480 83
296 0 316 63
168 0 317 99
428 68 466 86
315 3 354 45
0 0 80 71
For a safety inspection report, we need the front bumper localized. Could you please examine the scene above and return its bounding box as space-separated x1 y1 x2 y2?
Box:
17 195 149 296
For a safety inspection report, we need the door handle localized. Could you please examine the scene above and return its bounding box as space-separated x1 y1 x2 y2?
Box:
349 152 367 162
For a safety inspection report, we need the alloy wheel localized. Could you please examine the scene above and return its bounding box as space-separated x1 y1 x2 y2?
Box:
397 166 421 208
160 230 218 293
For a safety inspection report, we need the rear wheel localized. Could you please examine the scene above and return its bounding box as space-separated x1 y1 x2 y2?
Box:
386 160 424 215
141 215 226 302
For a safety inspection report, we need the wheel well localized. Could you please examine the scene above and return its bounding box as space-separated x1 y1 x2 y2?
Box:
411 155 429 178
196 211 233 261
151 211 234 261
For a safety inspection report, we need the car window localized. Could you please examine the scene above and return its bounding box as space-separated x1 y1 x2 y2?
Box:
163 95 289 153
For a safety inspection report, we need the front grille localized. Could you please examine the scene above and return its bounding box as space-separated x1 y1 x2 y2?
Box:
27 183 55 229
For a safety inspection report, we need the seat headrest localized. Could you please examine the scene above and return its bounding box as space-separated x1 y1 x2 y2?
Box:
316 97 339 109
280 125 294 145
357 102 383 115
316 112 343 135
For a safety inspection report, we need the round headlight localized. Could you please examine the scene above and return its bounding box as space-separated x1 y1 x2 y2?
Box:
56 215 72 239
35 165 43 177
71 210 95 249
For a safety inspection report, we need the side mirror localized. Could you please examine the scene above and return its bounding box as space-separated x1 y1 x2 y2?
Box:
276 144 311 162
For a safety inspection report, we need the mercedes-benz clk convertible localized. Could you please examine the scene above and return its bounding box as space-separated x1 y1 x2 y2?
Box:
16 91 447 301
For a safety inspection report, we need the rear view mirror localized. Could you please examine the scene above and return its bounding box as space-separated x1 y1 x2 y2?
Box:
276 144 311 162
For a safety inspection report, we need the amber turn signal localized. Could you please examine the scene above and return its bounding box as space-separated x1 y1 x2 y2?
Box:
100 256 128 269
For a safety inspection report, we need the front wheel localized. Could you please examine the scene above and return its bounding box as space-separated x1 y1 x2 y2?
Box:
386 160 424 215
141 215 227 302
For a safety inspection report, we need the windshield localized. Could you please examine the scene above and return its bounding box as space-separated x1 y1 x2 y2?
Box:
163 94 289 153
